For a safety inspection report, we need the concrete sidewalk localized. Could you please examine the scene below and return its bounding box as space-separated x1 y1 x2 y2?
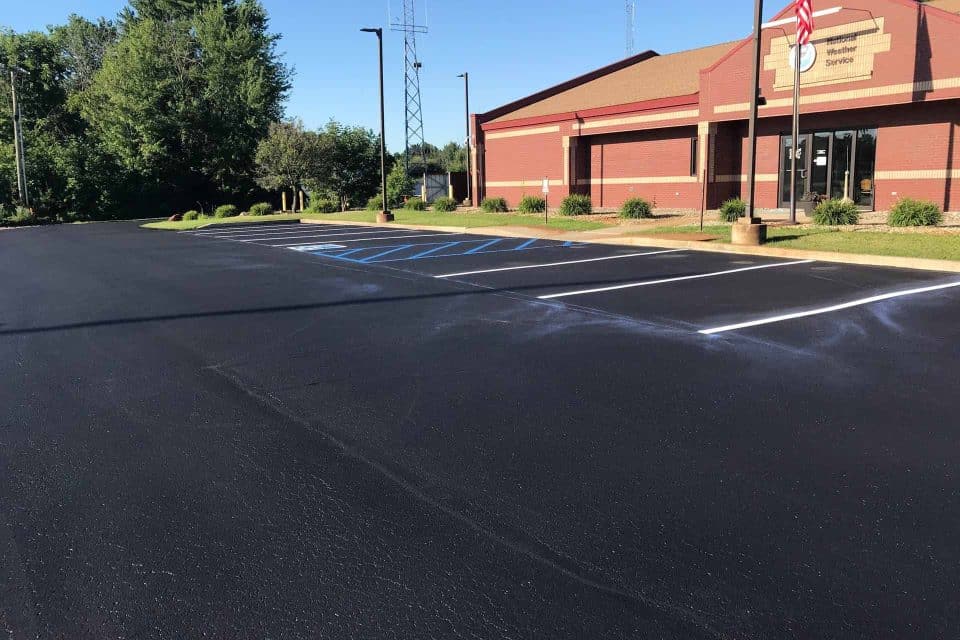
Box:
300 217 960 274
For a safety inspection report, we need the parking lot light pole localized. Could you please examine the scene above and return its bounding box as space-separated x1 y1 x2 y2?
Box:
361 27 393 223
457 72 472 206
733 0 768 246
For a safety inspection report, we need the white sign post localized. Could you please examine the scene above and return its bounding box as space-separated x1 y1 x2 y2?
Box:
541 177 549 223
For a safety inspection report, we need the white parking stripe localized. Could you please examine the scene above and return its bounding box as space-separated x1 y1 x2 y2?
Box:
700 280 960 335
538 260 815 300
196 227 366 239
433 249 684 278
217 229 423 242
272 232 461 247
190 224 358 236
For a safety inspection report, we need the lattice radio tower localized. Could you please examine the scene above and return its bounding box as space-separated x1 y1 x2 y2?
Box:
626 0 636 56
391 1 428 177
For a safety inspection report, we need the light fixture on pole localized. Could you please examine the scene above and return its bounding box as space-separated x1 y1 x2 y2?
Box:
457 73 472 207
361 28 393 223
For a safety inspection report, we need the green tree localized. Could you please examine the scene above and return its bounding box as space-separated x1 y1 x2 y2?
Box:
52 16 118 93
254 120 321 208
0 27 121 219
311 120 381 211
439 141 467 173
80 0 290 212
126 0 223 21
385 159 413 209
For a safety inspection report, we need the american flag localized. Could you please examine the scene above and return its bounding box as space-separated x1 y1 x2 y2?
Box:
795 0 814 45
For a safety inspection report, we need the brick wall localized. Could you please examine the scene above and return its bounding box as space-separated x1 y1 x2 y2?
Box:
585 127 700 209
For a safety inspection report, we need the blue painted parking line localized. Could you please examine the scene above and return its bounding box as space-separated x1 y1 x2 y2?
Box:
302 236 586 265
358 245 415 263
407 241 464 259
464 238 502 254
330 247 367 259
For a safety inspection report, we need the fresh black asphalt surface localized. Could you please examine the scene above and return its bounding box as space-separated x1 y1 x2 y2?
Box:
2 220 959 639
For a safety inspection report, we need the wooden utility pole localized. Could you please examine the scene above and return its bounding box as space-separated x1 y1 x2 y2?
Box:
9 70 28 207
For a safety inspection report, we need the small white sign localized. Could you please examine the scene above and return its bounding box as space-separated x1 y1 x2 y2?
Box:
541 178 550 194
288 243 347 252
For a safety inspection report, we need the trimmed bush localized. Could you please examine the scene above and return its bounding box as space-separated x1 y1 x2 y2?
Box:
888 198 943 227
719 198 747 222
558 194 592 217
812 198 860 226
367 195 384 211
518 195 546 214
183 210 200 221
432 196 457 212
404 197 427 211
214 204 239 218
620 197 652 219
248 202 273 216
307 198 338 213
480 197 509 213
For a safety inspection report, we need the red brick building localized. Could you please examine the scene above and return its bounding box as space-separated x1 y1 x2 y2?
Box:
471 0 960 213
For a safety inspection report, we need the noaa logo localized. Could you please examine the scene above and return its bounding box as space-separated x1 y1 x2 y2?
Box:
788 43 817 73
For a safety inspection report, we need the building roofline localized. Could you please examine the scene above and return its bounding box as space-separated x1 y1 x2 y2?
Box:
480 93 701 132
476 49 659 124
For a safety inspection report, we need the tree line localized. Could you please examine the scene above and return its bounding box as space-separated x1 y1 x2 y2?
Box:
0 0 468 221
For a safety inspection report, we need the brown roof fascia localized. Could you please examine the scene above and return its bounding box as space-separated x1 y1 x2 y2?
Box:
476 49 659 124
480 93 701 132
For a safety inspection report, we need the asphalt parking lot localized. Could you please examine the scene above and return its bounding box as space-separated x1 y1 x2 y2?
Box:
2 220 959 639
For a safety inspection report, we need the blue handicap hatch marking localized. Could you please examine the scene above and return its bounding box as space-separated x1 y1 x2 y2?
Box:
301 237 584 264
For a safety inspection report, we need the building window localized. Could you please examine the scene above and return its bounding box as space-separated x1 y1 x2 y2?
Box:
690 137 698 177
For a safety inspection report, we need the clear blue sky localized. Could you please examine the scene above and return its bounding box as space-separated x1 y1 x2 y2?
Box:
3 0 785 154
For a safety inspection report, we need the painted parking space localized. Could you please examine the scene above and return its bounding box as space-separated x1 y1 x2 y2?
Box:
181 222 960 336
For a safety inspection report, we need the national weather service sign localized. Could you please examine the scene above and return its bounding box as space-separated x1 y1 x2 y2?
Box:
765 18 892 90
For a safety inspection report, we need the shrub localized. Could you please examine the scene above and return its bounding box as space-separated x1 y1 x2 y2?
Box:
248 202 273 216
404 197 427 211
182 210 200 221
214 204 239 218
559 194 592 216
812 198 860 226
719 198 747 222
432 196 457 212
367 195 384 211
0 206 38 227
888 198 943 227
307 198 338 213
518 195 546 214
480 197 509 213
620 197 652 219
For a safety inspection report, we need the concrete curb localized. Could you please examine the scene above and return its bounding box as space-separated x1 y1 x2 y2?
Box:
298 218 960 274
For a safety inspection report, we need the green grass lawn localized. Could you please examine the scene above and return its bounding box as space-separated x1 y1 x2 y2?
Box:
143 210 608 232
632 224 960 261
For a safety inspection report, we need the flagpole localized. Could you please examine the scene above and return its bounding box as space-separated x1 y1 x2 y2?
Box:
790 38 800 225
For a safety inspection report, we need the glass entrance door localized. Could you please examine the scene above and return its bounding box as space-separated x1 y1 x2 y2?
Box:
779 128 877 209
779 134 810 207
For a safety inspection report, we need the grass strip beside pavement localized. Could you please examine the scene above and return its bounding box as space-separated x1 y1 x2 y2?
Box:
632 224 960 261
143 210 607 232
